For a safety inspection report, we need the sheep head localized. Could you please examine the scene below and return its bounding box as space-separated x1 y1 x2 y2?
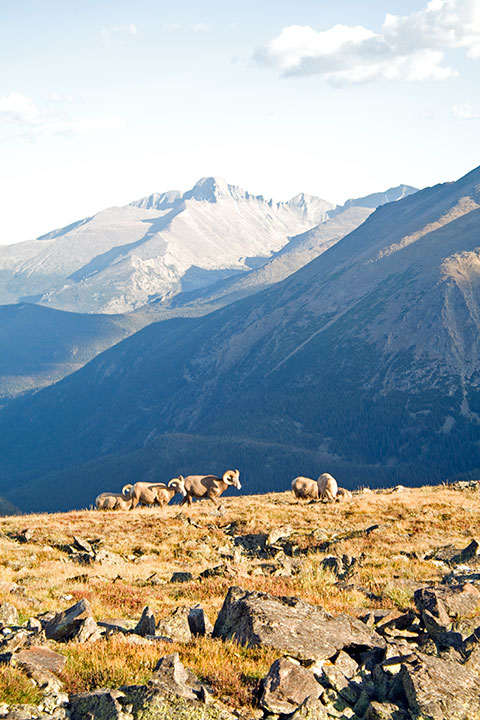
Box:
122 484 133 498
168 475 186 497
223 469 241 489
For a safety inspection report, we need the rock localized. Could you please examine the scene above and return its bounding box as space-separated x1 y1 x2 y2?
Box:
321 664 361 705
170 572 193 583
134 606 156 637
266 526 292 547
365 701 406 719
71 536 94 554
97 618 136 634
119 685 236 719
199 564 235 579
44 598 93 641
213 587 385 662
333 650 359 679
0 602 19 628
69 688 133 719
188 605 213 636
287 696 328 719
414 583 480 637
94 549 124 566
259 657 322 714
149 653 208 700
401 652 480 720
11 646 66 674
157 607 192 643
73 616 101 643
427 539 480 566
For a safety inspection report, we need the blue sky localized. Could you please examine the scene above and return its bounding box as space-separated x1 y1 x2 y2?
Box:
1 0 479 243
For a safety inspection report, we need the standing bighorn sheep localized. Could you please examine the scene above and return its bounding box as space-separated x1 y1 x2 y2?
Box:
291 476 319 501
317 473 338 502
95 490 134 510
180 469 241 506
122 477 186 510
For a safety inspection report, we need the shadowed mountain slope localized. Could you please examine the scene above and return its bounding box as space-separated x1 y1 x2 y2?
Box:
0 303 150 401
0 168 478 510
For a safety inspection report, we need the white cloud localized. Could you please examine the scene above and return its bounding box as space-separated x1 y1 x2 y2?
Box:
0 92 125 139
452 101 480 118
101 23 137 45
254 0 480 84
0 92 41 123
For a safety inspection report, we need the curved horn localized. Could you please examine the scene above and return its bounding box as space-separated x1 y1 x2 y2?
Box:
122 484 133 497
223 470 235 485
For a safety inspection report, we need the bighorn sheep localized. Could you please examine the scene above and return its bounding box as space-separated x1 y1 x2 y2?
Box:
291 476 319 501
95 491 134 511
336 487 353 501
122 476 186 510
317 473 338 502
180 469 241 506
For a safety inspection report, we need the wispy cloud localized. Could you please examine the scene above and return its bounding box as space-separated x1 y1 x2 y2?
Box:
190 22 210 32
101 23 138 45
0 92 125 139
452 102 480 118
254 0 480 85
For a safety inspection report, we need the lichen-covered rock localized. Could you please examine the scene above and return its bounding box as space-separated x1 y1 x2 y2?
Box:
149 653 208 701
156 607 192 643
0 601 19 627
69 688 132 719
288 696 328 719
400 652 480 720
365 701 407 719
213 587 385 662
259 657 322 714
120 685 237 720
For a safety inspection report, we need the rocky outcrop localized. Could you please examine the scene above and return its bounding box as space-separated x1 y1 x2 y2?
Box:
213 587 386 661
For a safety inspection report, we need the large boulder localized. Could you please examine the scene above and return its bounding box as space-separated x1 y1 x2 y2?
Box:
400 652 480 720
213 587 385 662
259 657 323 714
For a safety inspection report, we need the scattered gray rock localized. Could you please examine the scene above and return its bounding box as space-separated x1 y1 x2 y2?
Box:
188 605 213 636
44 598 93 642
11 646 66 675
73 616 101 643
170 572 193 583
156 606 192 643
259 657 322 714
213 587 385 662
149 652 208 700
134 606 156 637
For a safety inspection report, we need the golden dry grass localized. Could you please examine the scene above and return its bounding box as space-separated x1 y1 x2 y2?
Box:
0 484 479 709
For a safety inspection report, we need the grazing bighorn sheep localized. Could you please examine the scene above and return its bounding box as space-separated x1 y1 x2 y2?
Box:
291 476 319 501
95 491 134 511
122 476 186 510
336 487 353 501
317 473 338 502
180 469 241 506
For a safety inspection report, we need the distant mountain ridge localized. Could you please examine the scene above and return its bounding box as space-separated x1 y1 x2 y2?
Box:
0 177 334 314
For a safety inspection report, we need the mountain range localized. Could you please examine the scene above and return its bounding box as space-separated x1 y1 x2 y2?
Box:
0 179 415 400
0 167 479 512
